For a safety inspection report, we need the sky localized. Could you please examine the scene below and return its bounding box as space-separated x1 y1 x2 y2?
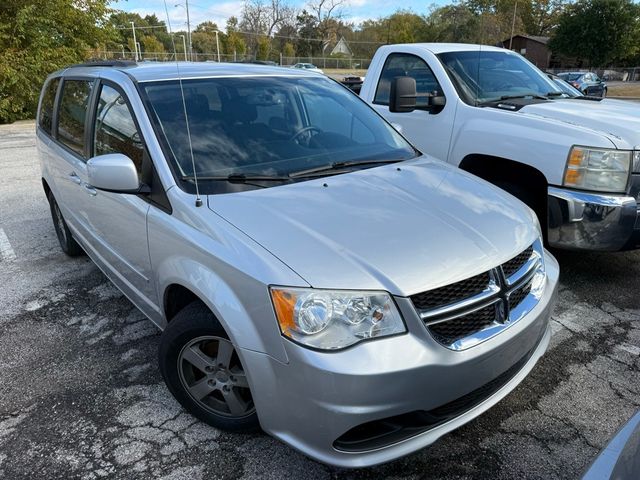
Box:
113 0 450 32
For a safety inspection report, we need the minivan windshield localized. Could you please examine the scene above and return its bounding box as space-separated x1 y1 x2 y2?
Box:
141 76 416 193
437 50 565 105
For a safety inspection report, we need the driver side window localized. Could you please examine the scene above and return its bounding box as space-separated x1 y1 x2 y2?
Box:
94 84 144 174
374 53 443 109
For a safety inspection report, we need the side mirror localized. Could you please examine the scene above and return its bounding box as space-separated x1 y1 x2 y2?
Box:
389 76 417 113
87 153 141 193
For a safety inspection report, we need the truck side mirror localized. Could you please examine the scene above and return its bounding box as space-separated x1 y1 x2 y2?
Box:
389 77 417 113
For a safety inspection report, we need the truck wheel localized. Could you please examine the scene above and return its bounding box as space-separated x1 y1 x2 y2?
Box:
158 301 259 432
47 192 84 256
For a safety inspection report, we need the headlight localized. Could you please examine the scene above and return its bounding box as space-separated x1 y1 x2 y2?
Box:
563 146 631 193
270 287 406 350
633 150 640 173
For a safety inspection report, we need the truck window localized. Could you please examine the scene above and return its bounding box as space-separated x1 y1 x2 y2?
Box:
94 84 144 174
57 79 93 158
39 78 60 136
374 53 443 109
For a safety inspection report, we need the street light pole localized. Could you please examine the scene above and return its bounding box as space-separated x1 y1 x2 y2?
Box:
130 21 138 61
179 34 187 61
120 44 125 59
214 30 220 62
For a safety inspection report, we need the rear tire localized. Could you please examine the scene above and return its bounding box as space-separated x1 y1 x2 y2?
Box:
159 301 260 433
47 192 84 257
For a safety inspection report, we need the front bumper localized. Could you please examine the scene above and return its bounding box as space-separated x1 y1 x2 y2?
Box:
240 251 559 468
547 185 640 251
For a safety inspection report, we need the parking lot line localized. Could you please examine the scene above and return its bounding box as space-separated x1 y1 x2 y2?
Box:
0 227 17 261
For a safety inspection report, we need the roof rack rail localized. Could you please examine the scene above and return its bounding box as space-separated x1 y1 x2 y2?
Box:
68 60 137 68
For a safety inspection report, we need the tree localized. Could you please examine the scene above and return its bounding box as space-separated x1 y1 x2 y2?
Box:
0 0 114 123
226 17 247 57
549 0 640 66
140 35 165 57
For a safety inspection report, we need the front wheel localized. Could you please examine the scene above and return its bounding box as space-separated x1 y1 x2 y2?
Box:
47 192 84 256
158 301 259 432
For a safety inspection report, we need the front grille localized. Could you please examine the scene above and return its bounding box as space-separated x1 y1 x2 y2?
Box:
411 243 541 349
333 336 541 452
410 271 490 310
429 303 497 345
509 280 532 311
502 246 533 278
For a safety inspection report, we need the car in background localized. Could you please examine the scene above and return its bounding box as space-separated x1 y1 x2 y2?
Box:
547 73 583 97
557 72 607 97
291 62 323 74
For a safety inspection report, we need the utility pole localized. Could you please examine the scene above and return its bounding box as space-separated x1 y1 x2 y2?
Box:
130 22 138 61
179 34 187 61
137 42 142 60
175 2 193 61
214 30 220 62
509 0 518 50
120 44 125 59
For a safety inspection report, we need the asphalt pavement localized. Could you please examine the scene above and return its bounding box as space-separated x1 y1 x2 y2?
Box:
0 121 638 479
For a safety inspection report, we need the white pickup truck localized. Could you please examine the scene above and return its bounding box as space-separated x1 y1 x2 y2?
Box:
358 43 640 251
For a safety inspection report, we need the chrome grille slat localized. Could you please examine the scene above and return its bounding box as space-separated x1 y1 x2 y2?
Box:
410 242 543 350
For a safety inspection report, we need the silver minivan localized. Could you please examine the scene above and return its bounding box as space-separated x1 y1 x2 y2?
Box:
37 61 558 467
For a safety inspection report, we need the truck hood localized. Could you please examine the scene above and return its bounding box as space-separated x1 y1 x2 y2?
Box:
208 157 538 296
520 99 640 149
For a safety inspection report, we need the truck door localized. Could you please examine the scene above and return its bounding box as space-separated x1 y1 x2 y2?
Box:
368 53 456 162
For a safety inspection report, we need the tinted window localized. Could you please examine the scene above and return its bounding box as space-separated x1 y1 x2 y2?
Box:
142 76 416 193
57 80 93 157
374 53 443 108
39 78 60 135
94 85 144 174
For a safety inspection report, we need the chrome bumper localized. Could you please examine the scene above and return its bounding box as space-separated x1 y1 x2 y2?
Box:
547 186 640 251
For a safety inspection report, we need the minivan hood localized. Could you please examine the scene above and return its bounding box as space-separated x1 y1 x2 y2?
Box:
208 157 538 296
520 99 640 149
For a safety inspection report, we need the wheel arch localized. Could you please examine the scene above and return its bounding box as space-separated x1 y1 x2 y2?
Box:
156 261 288 364
458 154 549 233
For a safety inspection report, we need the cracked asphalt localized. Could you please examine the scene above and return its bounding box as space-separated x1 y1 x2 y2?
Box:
0 121 639 479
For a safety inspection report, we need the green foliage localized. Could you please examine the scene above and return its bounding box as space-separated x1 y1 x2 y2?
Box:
0 0 114 123
256 36 271 60
282 42 295 58
549 0 640 66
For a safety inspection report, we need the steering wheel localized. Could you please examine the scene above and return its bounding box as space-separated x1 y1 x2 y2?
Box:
290 126 322 145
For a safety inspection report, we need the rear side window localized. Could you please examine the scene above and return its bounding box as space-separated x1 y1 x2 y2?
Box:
374 53 443 109
94 84 144 174
39 78 60 135
57 79 93 157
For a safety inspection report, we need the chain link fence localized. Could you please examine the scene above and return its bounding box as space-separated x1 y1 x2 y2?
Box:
102 51 371 70
547 67 640 82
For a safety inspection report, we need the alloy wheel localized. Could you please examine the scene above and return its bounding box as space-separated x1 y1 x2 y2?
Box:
177 336 255 418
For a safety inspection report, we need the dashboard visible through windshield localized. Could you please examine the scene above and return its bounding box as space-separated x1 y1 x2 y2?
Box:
141 76 417 194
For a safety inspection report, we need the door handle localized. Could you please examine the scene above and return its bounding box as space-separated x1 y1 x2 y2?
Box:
68 172 82 185
83 184 97 196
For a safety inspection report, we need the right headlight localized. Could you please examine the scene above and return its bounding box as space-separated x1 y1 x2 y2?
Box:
563 146 631 193
270 287 406 350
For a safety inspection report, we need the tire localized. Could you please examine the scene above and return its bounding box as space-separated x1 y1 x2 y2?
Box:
47 192 84 257
159 301 260 432
602 88 607 98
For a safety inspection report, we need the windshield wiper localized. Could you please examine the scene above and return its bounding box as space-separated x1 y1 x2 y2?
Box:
289 159 405 179
480 93 549 105
181 173 291 183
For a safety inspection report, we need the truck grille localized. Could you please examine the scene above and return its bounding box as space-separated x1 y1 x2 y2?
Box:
411 241 543 350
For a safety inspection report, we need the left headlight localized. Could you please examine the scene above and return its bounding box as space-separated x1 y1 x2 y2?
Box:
270 287 406 350
563 146 631 193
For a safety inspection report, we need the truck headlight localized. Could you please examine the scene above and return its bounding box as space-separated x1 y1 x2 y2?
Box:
633 150 640 173
270 287 406 350
563 146 631 193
